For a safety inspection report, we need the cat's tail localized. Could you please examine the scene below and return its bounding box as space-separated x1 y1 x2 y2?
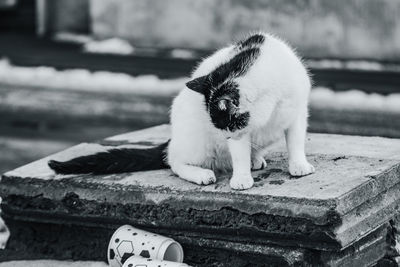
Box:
48 141 169 175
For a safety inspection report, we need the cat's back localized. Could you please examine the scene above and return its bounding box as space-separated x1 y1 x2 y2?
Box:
240 33 311 99
251 33 310 94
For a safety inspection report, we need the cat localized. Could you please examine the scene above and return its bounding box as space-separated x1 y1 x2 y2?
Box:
48 32 315 190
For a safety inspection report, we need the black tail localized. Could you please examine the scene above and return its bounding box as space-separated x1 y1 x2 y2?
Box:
48 141 169 175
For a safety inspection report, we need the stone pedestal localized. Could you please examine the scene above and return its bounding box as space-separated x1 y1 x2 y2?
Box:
1 125 400 266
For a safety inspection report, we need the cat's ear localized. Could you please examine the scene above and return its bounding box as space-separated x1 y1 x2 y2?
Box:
186 75 208 94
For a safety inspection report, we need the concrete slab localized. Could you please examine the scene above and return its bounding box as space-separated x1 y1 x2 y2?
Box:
1 124 400 252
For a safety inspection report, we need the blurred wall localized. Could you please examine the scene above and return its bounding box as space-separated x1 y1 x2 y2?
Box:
47 0 89 33
0 0 35 33
89 0 400 60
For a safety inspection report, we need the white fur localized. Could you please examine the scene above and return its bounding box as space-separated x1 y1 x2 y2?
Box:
167 33 315 190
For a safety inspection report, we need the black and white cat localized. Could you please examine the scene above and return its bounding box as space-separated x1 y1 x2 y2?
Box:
49 32 315 190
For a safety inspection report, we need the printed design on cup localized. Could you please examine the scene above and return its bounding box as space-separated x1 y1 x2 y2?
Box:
139 250 151 258
108 225 184 267
133 230 157 258
126 258 153 267
116 239 135 264
123 257 190 267
109 249 115 260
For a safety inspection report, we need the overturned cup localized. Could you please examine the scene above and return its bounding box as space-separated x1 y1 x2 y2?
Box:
122 256 190 267
108 225 184 267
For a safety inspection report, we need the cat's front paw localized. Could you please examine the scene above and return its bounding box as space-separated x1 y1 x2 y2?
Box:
230 174 254 190
252 157 267 170
289 160 315 177
192 169 217 185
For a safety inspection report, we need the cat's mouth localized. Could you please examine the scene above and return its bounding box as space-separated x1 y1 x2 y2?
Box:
209 107 250 133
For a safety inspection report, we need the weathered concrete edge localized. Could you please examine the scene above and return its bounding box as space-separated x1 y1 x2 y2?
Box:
0 174 338 226
3 162 400 228
0 177 345 251
0 213 389 266
321 225 387 267
0 218 292 266
383 217 400 265
1 206 341 252
336 181 400 248
336 163 400 214
2 175 399 251
173 225 387 267
176 235 309 266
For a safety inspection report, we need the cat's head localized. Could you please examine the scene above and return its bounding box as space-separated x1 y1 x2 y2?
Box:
186 46 261 134
186 76 250 133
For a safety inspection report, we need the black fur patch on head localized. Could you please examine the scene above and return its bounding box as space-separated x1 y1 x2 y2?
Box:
200 47 260 132
236 33 266 51
186 38 264 132
185 75 208 94
209 47 261 86
207 81 250 132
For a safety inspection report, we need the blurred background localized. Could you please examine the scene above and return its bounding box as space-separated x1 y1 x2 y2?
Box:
0 0 399 174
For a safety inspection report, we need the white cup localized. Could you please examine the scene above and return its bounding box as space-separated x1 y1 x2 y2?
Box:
108 225 184 267
122 256 190 267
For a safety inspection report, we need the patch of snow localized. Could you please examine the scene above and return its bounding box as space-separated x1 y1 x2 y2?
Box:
53 32 93 44
0 59 186 95
1 59 399 114
307 59 344 69
345 60 383 71
306 59 400 71
170 49 197 59
310 87 400 113
83 38 135 55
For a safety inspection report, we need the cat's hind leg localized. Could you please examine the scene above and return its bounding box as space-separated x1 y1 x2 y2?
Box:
251 152 267 171
250 134 271 171
167 124 217 185
285 110 315 176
